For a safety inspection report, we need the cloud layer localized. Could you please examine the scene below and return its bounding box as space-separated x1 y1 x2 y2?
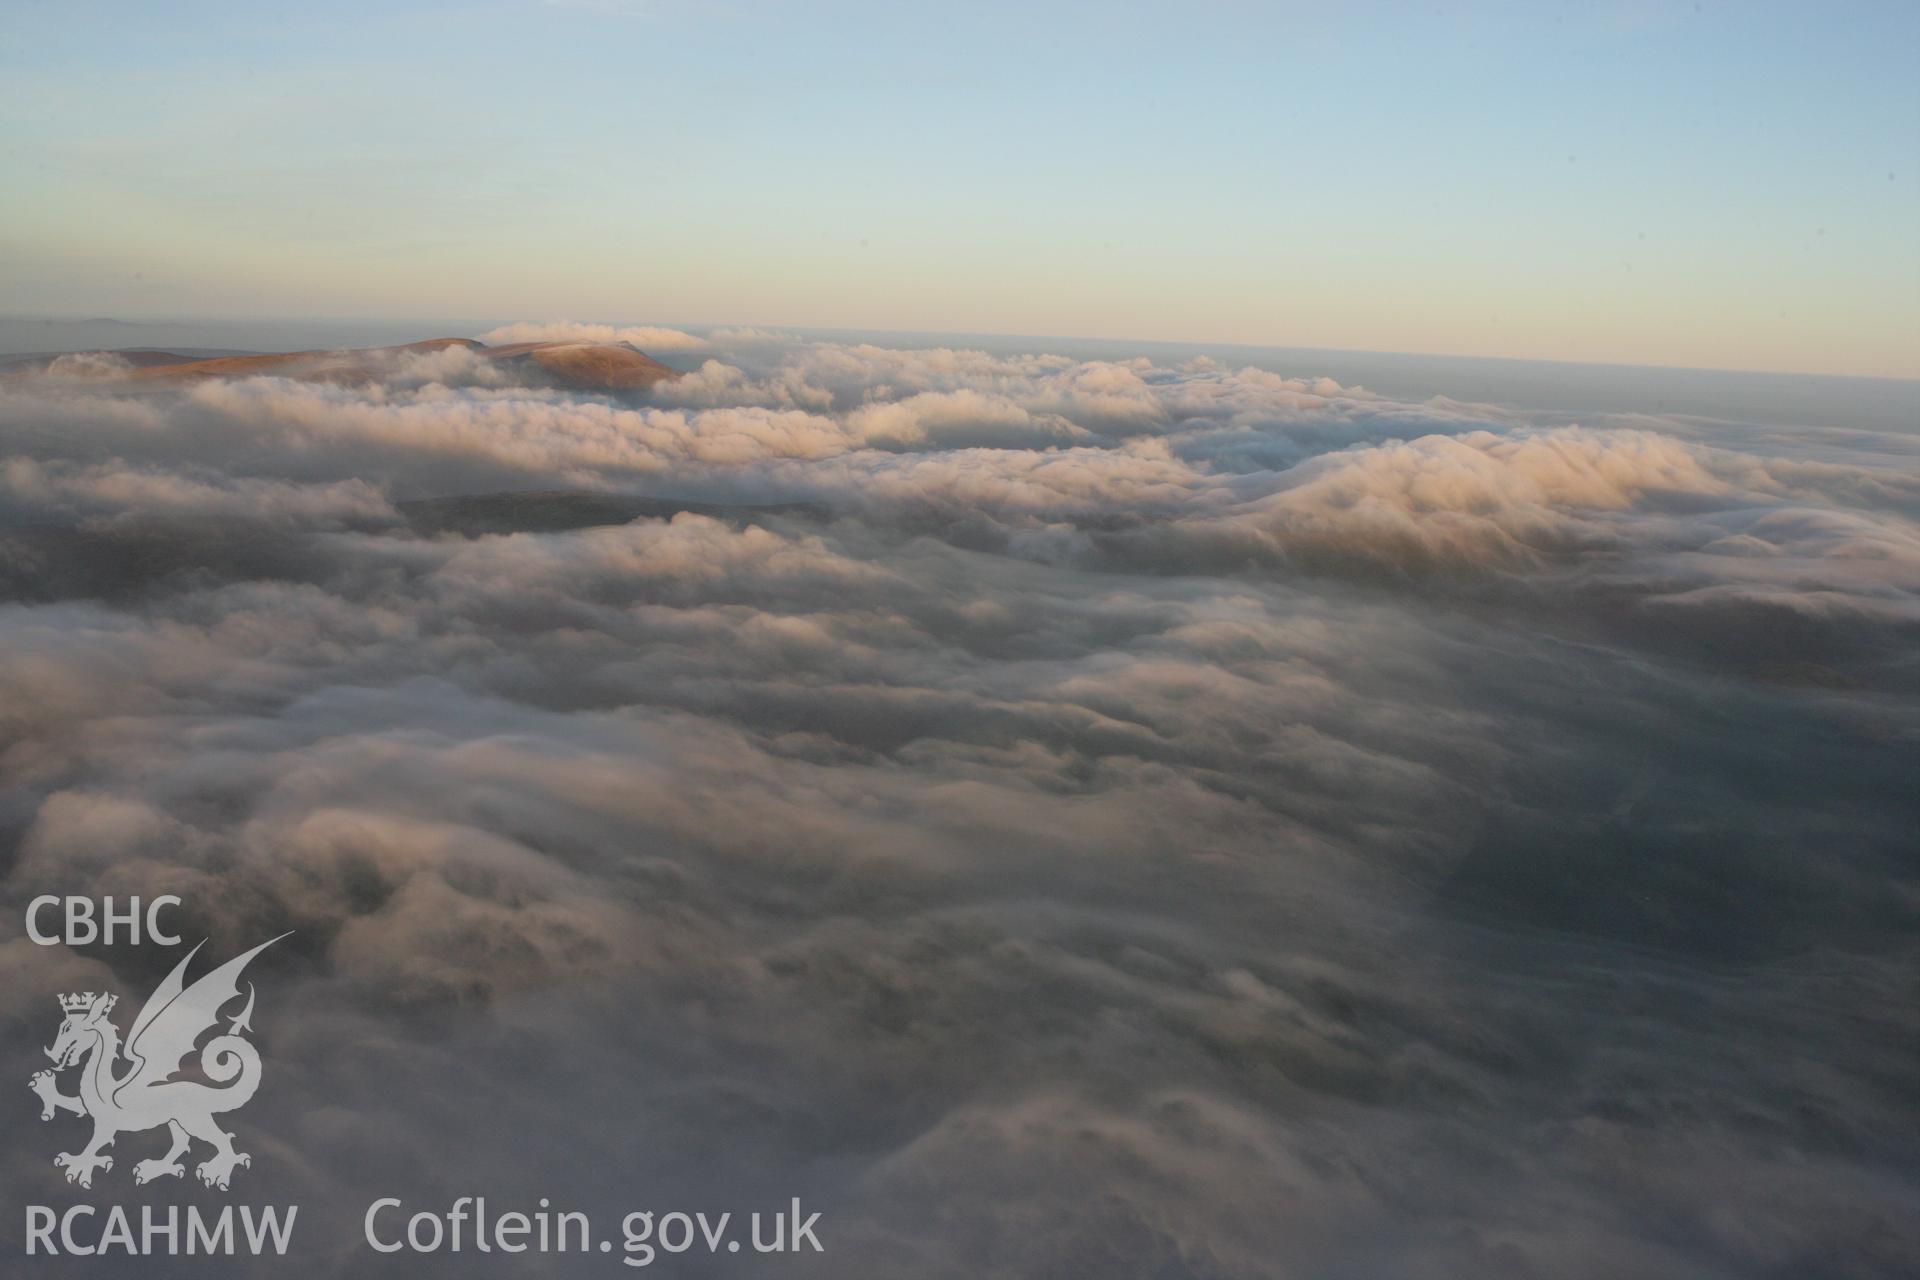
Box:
1 331 1915 1277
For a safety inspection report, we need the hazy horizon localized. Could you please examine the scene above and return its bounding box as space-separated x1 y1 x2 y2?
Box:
9 312 1919 449
10 309 1920 385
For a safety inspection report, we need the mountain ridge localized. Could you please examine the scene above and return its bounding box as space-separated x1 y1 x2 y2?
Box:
3 337 684 392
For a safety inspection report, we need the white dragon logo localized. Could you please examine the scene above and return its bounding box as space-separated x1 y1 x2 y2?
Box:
28 935 286 1191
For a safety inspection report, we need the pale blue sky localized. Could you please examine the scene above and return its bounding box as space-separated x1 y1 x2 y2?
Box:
2 1 1915 375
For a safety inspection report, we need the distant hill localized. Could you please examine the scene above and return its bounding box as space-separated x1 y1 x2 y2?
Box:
477 341 686 390
0 348 215 372
1 336 683 392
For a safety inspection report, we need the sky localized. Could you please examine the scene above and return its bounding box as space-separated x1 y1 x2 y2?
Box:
1 0 1916 377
